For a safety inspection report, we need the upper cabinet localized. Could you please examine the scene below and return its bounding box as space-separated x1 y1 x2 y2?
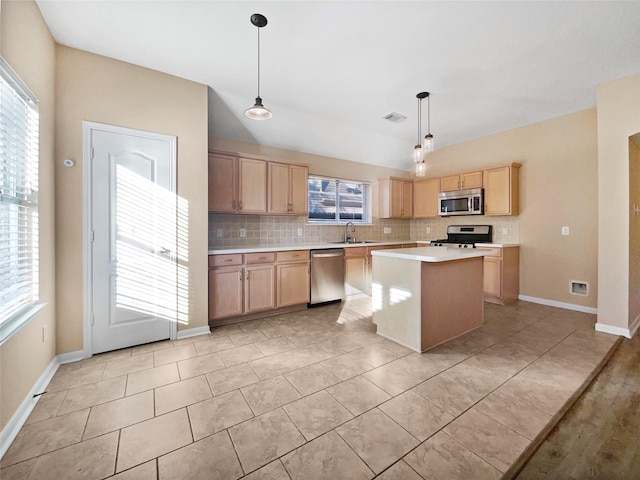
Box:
483 163 520 216
440 170 483 192
208 153 267 214
209 151 308 216
268 162 309 215
379 177 413 218
413 177 440 218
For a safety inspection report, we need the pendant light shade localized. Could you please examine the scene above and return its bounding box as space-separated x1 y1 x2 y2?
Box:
245 14 272 120
423 92 434 152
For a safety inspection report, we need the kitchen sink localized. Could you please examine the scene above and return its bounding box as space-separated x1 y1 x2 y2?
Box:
328 241 379 244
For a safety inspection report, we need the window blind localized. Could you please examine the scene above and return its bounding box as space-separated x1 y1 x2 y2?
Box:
308 175 371 223
0 57 40 326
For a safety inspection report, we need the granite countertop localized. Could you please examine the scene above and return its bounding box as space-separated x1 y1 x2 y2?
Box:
208 240 518 255
372 246 499 262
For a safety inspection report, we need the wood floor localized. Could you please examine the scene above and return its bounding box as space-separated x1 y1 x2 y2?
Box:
514 332 640 480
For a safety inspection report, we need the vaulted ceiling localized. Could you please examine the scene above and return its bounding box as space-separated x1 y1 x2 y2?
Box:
36 1 640 170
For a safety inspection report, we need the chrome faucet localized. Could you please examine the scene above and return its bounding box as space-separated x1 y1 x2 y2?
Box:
344 222 356 243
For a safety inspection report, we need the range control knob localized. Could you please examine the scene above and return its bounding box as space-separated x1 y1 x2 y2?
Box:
463 244 468 248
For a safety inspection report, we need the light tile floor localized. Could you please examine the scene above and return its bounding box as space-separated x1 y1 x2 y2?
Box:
0 297 620 480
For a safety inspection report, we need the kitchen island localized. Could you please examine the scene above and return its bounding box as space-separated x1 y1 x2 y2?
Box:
371 246 496 352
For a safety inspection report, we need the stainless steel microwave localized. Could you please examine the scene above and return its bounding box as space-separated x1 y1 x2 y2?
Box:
438 188 484 216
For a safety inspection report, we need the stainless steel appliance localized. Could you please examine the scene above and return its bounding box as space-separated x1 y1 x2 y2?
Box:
431 225 492 248
438 188 484 216
309 249 345 306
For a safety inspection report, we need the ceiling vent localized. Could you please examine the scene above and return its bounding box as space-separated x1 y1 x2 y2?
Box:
383 112 407 123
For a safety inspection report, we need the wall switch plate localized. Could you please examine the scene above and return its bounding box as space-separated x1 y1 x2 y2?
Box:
297 228 303 236
383 227 391 234
216 229 223 238
426 227 431 234
562 226 570 236
502 227 509 236
42 325 46 342
240 228 246 238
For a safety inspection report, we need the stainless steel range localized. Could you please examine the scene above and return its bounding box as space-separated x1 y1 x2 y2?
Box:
431 225 492 249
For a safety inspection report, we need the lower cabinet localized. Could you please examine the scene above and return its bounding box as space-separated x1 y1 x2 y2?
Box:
344 244 413 296
209 250 309 322
276 249 310 307
478 245 520 304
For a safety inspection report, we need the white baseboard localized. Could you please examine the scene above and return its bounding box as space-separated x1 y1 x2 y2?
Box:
176 326 210 340
57 349 87 364
0 357 59 459
518 295 598 315
595 322 631 338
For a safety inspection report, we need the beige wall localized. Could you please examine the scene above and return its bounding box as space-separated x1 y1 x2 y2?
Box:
55 46 209 353
208 137 411 219
413 109 599 309
597 73 640 331
0 0 57 430
630 136 640 326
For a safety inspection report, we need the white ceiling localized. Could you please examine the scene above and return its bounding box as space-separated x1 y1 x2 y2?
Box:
36 1 640 171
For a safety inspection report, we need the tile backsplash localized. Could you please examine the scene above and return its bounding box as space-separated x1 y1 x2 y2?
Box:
209 214 520 247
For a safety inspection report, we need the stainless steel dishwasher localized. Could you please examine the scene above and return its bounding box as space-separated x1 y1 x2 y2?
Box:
309 249 345 306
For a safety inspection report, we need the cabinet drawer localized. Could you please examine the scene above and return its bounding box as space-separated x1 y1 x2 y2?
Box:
345 247 366 258
245 252 276 264
276 250 309 262
209 254 243 267
478 247 502 258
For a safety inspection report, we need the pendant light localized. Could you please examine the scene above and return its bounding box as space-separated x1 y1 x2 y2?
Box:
414 92 428 176
245 14 272 120
424 92 434 153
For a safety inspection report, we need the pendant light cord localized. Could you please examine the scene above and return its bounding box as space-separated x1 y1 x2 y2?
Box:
417 96 422 144
427 94 431 135
257 27 261 98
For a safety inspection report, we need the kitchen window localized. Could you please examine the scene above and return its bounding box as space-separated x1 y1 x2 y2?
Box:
308 175 371 223
0 57 41 344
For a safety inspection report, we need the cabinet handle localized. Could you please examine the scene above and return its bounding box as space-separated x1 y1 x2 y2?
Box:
232 200 236 209
258 256 267 260
223 259 233 262
239 201 243 210
240 271 243 281
246 271 250 280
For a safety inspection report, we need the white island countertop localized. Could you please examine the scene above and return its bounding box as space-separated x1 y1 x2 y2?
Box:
372 246 498 263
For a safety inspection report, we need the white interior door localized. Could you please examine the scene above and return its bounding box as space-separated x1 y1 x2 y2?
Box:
87 123 177 354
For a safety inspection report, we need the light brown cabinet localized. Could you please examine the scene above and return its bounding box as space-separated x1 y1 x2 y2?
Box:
483 163 520 216
379 177 413 218
413 177 440 218
344 244 413 296
209 265 244 320
208 153 267 214
477 245 520 304
268 163 309 215
440 171 483 192
276 250 310 307
244 264 275 313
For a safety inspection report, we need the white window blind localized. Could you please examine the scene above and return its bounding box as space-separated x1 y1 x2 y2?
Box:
0 57 40 331
308 175 371 223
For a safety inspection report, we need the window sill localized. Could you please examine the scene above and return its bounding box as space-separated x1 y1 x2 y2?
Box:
0 303 47 346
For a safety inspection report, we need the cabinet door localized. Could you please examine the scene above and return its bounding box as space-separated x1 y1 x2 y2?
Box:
345 257 367 296
238 157 267 213
208 153 237 212
276 263 310 307
483 257 502 298
245 264 275 313
390 179 404 218
413 178 440 218
268 162 290 214
401 180 413 217
289 165 309 215
461 171 483 190
484 166 510 215
209 267 243 319
440 175 460 192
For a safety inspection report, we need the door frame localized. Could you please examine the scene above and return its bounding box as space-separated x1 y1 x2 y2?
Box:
82 121 178 358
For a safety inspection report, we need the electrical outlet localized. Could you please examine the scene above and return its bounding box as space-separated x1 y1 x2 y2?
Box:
502 227 509 236
297 228 303 236
561 226 570 236
240 228 246 238
216 229 223 238
426 227 431 234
